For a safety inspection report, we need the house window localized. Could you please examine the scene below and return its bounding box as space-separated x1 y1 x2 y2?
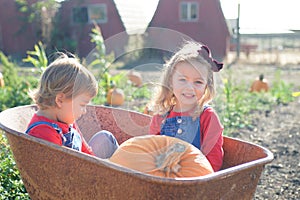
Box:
180 2 198 21
72 4 107 24
88 4 107 23
72 7 88 23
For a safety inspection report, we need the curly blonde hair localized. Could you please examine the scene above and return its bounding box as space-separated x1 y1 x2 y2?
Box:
151 41 217 117
30 54 98 110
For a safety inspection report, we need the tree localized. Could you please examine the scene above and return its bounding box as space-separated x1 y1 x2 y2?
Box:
15 0 60 45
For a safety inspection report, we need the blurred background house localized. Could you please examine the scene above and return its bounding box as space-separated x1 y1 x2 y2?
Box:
0 0 299 65
0 0 229 62
0 0 40 59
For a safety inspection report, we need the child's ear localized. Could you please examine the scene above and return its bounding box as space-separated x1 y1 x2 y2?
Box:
55 93 65 108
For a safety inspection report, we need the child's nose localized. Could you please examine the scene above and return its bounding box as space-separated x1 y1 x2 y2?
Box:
186 81 194 89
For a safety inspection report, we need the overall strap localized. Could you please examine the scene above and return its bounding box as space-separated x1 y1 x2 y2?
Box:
25 121 66 144
203 104 210 111
160 106 174 125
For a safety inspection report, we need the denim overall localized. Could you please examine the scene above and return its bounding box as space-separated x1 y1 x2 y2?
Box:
26 121 83 151
160 115 201 149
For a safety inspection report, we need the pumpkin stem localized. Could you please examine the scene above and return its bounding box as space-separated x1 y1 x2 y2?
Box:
259 74 264 81
155 143 186 174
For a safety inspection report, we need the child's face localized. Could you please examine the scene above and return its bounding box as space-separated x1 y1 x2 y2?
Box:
58 93 92 124
171 61 208 112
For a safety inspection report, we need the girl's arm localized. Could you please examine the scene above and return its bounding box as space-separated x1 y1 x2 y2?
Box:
149 115 163 135
200 108 224 171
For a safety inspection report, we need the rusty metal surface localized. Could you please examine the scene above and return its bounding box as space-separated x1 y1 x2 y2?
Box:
0 105 273 200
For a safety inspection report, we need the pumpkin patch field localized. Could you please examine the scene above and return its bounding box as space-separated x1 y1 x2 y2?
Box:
134 62 300 199
225 64 300 199
0 50 299 198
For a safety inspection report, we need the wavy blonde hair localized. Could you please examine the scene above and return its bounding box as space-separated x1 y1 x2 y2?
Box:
151 41 216 117
30 54 98 110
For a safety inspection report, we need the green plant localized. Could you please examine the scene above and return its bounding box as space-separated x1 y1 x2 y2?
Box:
0 52 19 87
89 24 114 76
89 24 121 105
49 8 78 54
15 0 59 44
0 133 29 199
131 85 151 99
215 78 253 134
0 80 34 112
0 51 36 112
23 41 48 73
270 70 295 104
214 69 295 135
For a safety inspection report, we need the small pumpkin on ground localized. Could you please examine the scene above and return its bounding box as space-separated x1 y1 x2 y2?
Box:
127 70 142 87
250 74 269 92
143 105 154 116
106 88 125 106
109 135 214 178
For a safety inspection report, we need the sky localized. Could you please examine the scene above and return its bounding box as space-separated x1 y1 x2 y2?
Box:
220 0 300 33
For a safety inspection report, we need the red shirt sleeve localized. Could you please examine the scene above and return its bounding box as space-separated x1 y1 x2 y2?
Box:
149 114 163 135
200 107 224 171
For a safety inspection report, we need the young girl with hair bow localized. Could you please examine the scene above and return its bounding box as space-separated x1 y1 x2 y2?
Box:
149 41 224 171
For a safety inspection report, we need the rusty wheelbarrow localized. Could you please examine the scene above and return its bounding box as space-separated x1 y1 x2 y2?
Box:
0 105 273 199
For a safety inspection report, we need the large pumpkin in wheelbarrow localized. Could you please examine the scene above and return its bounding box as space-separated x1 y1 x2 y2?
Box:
0 105 273 200
109 135 214 178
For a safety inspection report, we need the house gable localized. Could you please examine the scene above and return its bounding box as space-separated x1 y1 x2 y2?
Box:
148 0 230 60
59 0 127 57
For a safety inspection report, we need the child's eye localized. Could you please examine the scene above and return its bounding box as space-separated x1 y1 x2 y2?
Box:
179 78 186 82
195 80 203 85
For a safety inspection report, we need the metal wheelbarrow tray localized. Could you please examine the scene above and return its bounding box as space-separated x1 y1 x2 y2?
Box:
0 105 273 199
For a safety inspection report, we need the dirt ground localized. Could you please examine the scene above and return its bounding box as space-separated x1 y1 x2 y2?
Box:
234 95 300 199
129 60 300 199
228 64 300 199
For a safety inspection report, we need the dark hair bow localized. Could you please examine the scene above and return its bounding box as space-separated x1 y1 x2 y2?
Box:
197 45 223 72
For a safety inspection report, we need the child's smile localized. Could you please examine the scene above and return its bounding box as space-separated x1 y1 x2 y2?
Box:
182 92 196 99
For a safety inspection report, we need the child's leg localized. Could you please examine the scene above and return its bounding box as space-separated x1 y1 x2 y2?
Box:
88 130 119 159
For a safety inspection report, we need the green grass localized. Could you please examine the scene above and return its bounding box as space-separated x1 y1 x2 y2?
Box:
0 133 30 199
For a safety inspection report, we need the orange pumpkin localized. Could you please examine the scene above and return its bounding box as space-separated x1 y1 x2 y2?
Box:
143 105 154 116
250 74 269 92
106 88 125 106
127 70 142 87
109 135 214 178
